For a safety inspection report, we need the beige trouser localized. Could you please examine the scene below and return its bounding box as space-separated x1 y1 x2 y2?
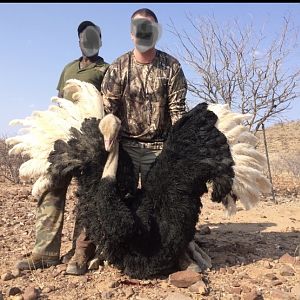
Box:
32 175 89 258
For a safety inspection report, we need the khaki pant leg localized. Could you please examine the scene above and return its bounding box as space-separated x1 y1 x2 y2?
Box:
32 175 71 257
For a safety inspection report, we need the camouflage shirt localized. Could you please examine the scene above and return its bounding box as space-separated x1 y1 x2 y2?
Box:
101 50 187 149
57 56 109 98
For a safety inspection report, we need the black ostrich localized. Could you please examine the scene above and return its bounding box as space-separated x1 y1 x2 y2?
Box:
7 79 271 280
47 103 234 279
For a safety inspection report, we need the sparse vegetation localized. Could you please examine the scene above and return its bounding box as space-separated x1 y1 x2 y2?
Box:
0 136 27 183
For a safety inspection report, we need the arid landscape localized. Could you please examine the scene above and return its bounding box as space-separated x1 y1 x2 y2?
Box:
0 120 300 300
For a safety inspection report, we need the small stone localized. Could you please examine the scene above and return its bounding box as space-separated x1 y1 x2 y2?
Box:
242 290 260 300
264 273 278 280
107 280 120 288
280 265 295 276
279 253 296 264
219 267 226 274
188 280 208 295
232 281 240 287
124 287 134 299
271 280 283 286
23 287 40 300
262 261 273 269
11 268 21 278
169 270 202 288
7 287 22 296
1 271 14 281
270 289 291 300
56 264 67 272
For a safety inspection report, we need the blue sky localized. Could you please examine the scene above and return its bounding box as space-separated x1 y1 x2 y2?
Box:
1 3 300 136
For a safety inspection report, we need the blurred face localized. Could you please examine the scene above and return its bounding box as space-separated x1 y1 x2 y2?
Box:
79 25 102 57
131 14 161 53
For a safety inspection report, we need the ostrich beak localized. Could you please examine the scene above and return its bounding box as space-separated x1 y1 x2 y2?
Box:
104 138 116 152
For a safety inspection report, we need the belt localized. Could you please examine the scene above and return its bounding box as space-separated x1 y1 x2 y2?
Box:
121 139 164 150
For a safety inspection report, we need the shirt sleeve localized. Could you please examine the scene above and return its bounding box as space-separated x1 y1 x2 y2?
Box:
168 63 187 125
56 68 66 95
101 63 123 115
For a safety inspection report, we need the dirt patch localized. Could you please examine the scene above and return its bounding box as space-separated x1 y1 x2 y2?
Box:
0 181 299 300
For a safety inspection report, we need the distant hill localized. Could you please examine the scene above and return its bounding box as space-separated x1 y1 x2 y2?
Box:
256 120 300 196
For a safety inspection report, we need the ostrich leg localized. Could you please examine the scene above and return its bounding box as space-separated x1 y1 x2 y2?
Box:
188 240 212 270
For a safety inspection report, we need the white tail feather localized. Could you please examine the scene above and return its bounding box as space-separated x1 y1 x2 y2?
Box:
208 103 271 214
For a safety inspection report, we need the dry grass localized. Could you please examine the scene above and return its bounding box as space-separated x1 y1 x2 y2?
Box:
256 120 300 196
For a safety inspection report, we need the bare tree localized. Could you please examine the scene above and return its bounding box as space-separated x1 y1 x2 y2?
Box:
0 136 27 183
168 14 300 132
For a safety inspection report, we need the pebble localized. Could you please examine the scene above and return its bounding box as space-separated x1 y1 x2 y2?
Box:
279 253 296 264
1 271 14 281
7 287 22 296
188 280 208 295
124 287 134 298
280 265 295 276
270 288 292 300
169 270 202 288
23 287 39 300
11 268 22 278
262 261 273 269
107 280 120 288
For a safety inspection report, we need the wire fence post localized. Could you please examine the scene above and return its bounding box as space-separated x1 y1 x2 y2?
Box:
261 123 277 204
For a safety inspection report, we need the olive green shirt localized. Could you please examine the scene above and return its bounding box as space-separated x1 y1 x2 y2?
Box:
57 56 109 98
101 50 187 148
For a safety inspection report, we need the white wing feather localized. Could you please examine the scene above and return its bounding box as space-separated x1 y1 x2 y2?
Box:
6 79 104 198
208 103 272 215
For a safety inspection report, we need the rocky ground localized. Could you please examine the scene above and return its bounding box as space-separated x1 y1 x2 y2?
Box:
0 180 299 300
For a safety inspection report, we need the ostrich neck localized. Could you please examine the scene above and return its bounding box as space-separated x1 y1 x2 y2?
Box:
102 142 119 179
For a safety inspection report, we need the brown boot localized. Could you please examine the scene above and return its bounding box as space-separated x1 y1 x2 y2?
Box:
66 230 96 275
16 253 60 270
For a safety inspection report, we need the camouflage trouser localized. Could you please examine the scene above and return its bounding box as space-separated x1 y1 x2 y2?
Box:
32 174 80 257
121 142 162 191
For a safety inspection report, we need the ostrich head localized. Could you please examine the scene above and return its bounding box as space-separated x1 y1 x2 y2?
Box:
99 114 121 152
99 114 121 179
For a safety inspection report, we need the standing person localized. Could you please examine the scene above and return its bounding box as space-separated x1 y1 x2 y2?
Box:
101 8 187 192
100 8 202 272
16 20 109 276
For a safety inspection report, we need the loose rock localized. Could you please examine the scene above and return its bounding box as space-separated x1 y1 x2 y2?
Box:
23 287 40 300
169 270 202 288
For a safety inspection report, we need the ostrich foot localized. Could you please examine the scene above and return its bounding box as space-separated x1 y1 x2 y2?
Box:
187 240 212 270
